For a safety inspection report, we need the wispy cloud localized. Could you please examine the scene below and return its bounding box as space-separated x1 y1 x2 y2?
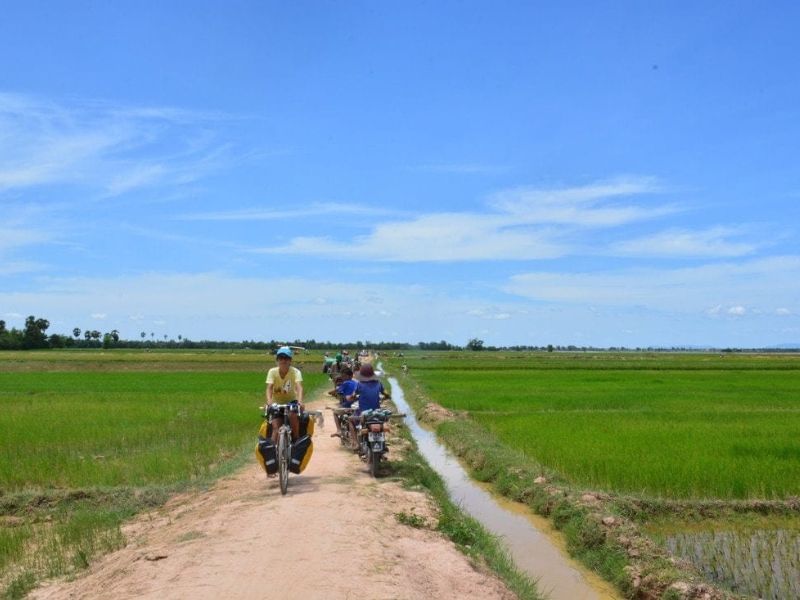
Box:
0 205 57 275
0 272 502 341
0 92 231 197
258 213 567 261
253 177 673 262
467 307 514 320
612 226 758 258
176 202 402 222
505 256 800 314
487 177 677 227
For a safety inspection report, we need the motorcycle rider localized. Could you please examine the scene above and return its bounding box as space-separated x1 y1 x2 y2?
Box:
266 346 304 444
350 363 390 452
328 366 358 438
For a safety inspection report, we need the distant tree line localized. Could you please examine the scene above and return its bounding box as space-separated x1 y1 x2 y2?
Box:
1 316 797 353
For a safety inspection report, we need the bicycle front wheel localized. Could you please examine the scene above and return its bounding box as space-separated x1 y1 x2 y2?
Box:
278 430 290 495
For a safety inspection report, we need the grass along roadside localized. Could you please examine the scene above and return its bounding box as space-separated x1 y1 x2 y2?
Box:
0 448 257 600
382 401 542 600
391 370 748 600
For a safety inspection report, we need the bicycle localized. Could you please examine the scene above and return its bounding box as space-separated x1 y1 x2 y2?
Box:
259 403 323 495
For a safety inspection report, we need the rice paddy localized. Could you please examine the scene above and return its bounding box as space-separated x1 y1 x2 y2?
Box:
396 350 800 598
404 351 800 500
0 350 326 597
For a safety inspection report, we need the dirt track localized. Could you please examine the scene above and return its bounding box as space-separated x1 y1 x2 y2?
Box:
32 392 515 600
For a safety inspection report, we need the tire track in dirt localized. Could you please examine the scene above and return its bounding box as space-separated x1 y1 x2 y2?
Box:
32 391 516 600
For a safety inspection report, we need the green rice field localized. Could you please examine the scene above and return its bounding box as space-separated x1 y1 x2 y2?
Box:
0 350 326 596
402 351 800 500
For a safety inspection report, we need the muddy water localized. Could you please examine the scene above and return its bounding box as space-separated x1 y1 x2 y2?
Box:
388 377 619 600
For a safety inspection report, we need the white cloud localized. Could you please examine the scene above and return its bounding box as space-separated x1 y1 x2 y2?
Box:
0 210 55 274
175 202 398 222
255 178 676 262
467 307 513 320
728 306 746 316
0 228 52 252
487 177 676 227
0 92 229 196
612 227 757 258
91 313 107 319
505 256 800 314
263 213 567 261
0 260 45 276
0 272 533 343
776 308 792 316
2 271 796 347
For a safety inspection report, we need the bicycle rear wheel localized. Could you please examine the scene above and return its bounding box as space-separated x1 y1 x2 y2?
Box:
278 429 290 495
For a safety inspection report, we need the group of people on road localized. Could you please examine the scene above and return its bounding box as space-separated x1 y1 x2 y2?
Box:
263 346 390 452
327 360 390 450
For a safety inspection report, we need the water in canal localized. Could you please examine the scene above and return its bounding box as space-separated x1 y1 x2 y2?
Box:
388 376 618 600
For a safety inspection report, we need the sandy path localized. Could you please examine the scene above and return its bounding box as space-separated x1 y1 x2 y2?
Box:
32 393 515 600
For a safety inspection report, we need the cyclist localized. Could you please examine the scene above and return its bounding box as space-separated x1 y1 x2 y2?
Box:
266 346 304 443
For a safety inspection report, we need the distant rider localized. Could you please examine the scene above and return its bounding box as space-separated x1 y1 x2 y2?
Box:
328 366 358 438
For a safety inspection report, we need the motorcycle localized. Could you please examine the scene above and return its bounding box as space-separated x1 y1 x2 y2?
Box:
357 408 395 477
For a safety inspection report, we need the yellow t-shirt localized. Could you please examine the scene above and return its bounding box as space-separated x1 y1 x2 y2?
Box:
266 366 303 402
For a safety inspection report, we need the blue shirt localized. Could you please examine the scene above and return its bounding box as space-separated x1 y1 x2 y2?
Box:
336 379 358 407
355 380 384 412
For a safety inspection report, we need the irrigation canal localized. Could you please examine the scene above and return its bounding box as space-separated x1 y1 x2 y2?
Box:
387 375 619 600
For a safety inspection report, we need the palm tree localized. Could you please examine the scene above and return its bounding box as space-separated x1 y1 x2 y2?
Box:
73 327 81 339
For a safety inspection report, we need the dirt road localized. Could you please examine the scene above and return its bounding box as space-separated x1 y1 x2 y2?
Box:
32 392 515 600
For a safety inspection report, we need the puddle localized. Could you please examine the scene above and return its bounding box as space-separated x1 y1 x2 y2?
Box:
388 376 618 600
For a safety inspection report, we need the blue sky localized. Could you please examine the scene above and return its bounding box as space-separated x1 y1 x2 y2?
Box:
1 1 799 347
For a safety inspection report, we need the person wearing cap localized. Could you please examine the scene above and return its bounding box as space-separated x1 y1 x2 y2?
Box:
266 346 304 443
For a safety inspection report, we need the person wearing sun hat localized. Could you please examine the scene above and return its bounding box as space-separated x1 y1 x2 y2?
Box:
266 346 304 443
354 363 389 410
346 363 391 451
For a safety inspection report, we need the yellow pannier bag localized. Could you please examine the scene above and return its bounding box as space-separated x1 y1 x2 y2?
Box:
300 412 315 437
289 436 313 474
255 421 277 474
